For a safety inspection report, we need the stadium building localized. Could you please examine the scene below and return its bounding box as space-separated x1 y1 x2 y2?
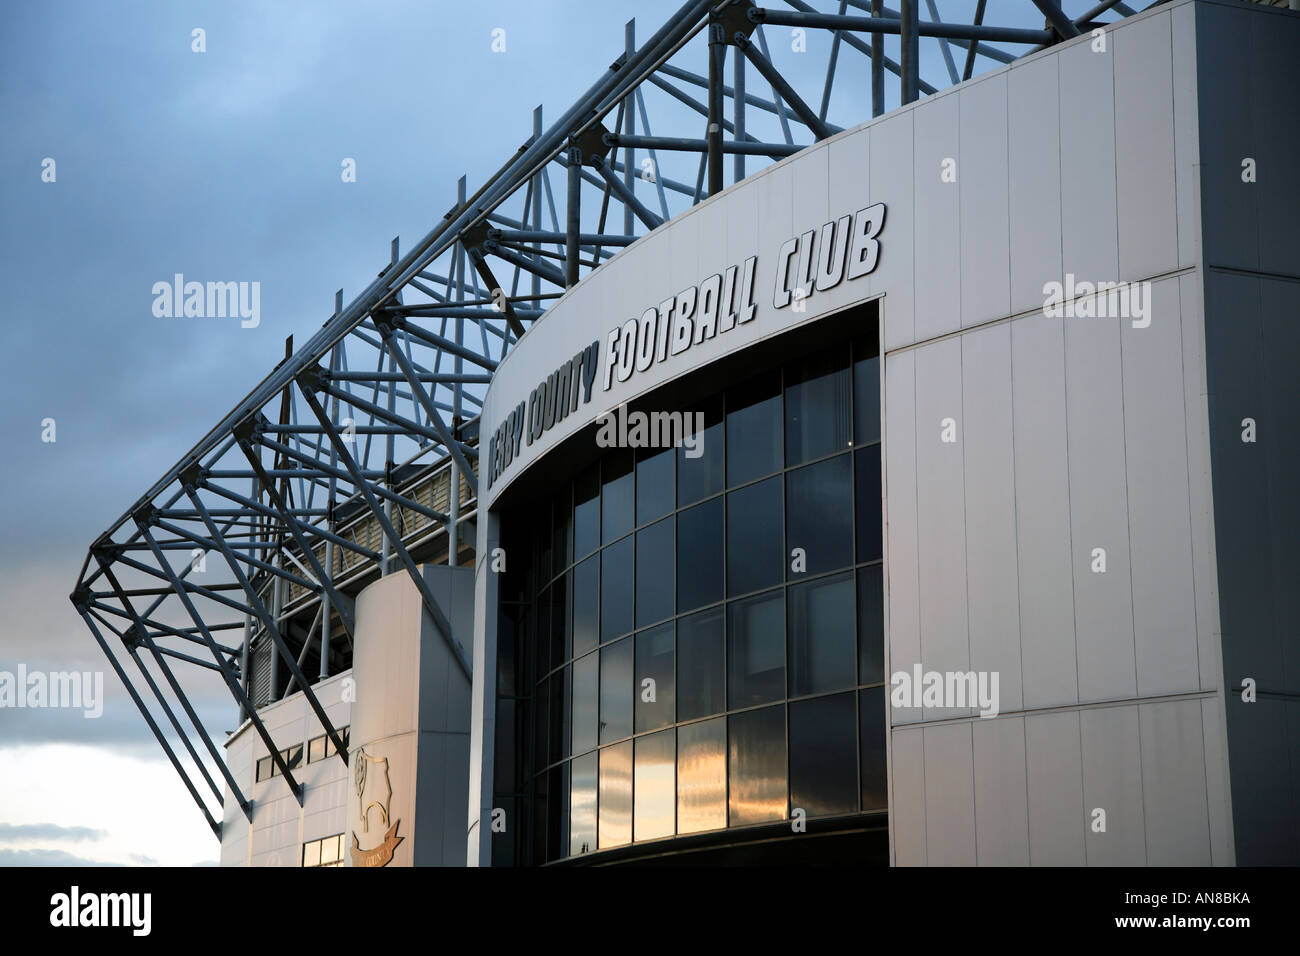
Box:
74 0 1300 867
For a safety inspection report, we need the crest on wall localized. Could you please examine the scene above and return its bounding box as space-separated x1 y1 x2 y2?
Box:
350 746 403 866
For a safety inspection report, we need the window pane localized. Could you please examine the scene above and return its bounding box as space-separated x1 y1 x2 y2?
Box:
574 465 600 560
636 445 674 526
601 536 634 641
550 670 568 763
728 705 787 826
572 651 599 755
634 729 676 842
677 396 723 506
538 500 553 585
636 517 674 628
570 752 598 856
790 692 858 817
857 565 885 685
677 606 725 721
553 487 572 571
321 834 341 864
303 839 321 868
785 347 852 465
677 717 727 834
602 451 635 545
726 371 782 486
598 740 633 848
860 687 887 811
547 764 567 863
853 345 881 447
855 445 883 563
786 454 853 577
788 571 856 696
677 498 723 613
533 589 551 677
572 554 599 655
533 673 549 771
728 590 785 708
309 736 326 764
635 621 675 732
494 699 516 793
727 477 783 597
600 636 633 744
256 756 270 782
551 572 569 666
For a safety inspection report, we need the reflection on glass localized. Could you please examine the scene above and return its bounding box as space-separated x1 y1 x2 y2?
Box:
728 705 787 826
601 536 634 641
598 740 633 848
727 477 783 596
786 455 853 576
860 687 887 810
677 498 723 612
855 445 883 563
635 621 675 732
538 501 553 585
571 651 598 755
570 752 597 856
726 371 782 486
547 764 567 863
553 488 572 572
550 572 568 669
677 397 724 506
572 555 599 655
789 693 858 817
600 636 633 744
788 571 856 696
602 451 634 545
533 674 549 773
677 607 725 721
857 565 884 685
574 464 600 559
785 348 852 465
853 346 881 447
677 717 727 834
634 729 676 841
728 589 785 708
550 670 568 764
636 517 674 628
637 446 674 525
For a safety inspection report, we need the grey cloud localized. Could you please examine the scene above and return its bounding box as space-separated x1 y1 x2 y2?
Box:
0 822 107 842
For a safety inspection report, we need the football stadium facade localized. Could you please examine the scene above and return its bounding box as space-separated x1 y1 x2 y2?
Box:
73 0 1300 867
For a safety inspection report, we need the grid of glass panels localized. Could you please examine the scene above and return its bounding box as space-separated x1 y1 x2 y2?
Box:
496 333 884 864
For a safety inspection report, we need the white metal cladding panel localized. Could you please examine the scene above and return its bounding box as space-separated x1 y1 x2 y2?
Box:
872 110 914 352
822 125 873 321
1064 314 1137 703
1007 53 1062 316
1171 3 1200 271
1057 38 1120 289
1201 696 1235 865
1178 273 1221 693
1114 11 1179 285
922 722 977 866
958 71 1011 330
912 90 960 344
1140 698 1212 865
1122 278 1200 697
913 336 971 721
884 349 922 725
792 142 830 248
1010 315 1078 710
971 715 1030 866
1025 710 1086 865
1079 705 1146 865
960 324 1023 716
890 726 926 865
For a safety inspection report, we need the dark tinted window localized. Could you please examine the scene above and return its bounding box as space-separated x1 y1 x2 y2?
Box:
677 498 723 612
677 396 723 506
855 445 882 563
728 589 785 708
786 454 853 577
636 445 674 526
677 607 725 721
574 465 600 559
727 477 783 597
600 636 633 744
788 571 856 696
635 621 675 733
860 686 887 811
572 555 599 655
601 536 634 641
602 451 635 545
857 565 884 686
636 517 674 628
785 348 852 465
728 705 787 826
853 343 881 447
571 651 598 755
726 371 782 486
789 692 858 817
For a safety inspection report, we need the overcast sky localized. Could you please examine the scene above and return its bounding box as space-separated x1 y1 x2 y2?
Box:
0 0 1038 866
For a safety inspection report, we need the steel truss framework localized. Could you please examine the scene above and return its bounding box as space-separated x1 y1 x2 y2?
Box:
72 0 1154 839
